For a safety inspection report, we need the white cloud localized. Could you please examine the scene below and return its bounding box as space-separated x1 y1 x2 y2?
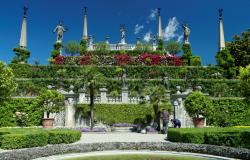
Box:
163 17 180 41
143 31 152 42
148 8 158 21
134 24 144 35
177 35 183 42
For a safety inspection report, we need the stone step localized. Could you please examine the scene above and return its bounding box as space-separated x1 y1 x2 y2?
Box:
111 127 134 132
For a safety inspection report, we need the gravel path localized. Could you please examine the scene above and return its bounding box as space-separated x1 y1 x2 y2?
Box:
74 133 168 144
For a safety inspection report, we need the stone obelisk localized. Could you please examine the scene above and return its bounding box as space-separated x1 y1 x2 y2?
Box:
82 7 88 41
218 9 225 51
20 6 28 49
158 8 163 40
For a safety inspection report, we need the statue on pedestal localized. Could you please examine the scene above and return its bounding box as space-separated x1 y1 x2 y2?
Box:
120 24 126 45
163 76 170 90
182 23 190 44
54 21 68 43
121 68 127 88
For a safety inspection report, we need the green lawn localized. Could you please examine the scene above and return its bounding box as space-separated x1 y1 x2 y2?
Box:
66 154 211 160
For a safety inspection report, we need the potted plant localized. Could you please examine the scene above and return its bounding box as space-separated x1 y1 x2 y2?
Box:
184 91 212 128
36 90 65 128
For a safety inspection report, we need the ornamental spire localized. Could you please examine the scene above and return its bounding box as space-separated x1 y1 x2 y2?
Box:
158 8 163 40
19 6 28 48
82 6 88 40
218 8 225 51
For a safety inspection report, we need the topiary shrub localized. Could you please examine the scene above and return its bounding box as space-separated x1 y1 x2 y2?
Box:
184 91 213 119
1 132 48 149
47 129 81 144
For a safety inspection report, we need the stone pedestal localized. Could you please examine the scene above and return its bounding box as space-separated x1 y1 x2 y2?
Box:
79 87 86 103
122 87 129 103
65 97 76 128
100 88 108 103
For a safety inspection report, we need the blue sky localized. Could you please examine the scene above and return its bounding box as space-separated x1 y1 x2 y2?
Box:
0 0 250 65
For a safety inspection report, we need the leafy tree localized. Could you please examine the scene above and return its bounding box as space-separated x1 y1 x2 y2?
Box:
80 68 106 129
165 40 181 55
0 62 17 102
182 44 193 66
143 85 172 128
134 43 152 53
216 49 236 78
239 64 250 102
80 39 88 55
157 39 165 52
35 90 65 118
94 42 110 56
227 30 250 68
49 42 62 64
64 40 81 56
11 48 30 64
184 91 212 119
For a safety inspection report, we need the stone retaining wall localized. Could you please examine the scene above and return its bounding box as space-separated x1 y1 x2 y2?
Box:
0 142 249 160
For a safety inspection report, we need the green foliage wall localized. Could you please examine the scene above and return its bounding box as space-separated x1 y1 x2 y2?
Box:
0 98 43 127
208 98 250 126
77 104 172 125
10 64 222 79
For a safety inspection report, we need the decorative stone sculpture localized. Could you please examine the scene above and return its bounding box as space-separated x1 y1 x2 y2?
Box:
183 23 190 44
121 68 127 88
163 76 170 90
54 21 68 43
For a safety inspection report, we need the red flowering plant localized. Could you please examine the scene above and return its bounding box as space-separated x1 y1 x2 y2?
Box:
139 53 165 65
79 54 92 65
54 55 65 65
166 55 184 66
114 54 132 65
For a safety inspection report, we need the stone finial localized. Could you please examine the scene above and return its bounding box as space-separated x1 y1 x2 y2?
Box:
23 6 28 17
195 86 202 92
218 8 223 20
176 86 181 94
47 85 53 89
84 6 88 15
157 8 161 16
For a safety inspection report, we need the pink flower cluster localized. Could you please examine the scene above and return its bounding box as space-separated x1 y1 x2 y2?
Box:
139 53 165 65
79 54 92 65
114 54 132 65
54 55 65 65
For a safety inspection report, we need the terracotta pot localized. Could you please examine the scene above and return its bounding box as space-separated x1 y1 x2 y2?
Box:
193 118 205 128
42 118 54 128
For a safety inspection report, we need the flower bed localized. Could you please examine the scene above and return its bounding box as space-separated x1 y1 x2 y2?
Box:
52 54 183 66
81 127 107 132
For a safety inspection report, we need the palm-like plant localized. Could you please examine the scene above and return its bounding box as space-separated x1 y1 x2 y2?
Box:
143 85 172 127
81 68 106 129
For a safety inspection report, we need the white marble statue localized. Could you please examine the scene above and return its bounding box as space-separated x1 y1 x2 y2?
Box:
54 22 68 43
183 24 190 44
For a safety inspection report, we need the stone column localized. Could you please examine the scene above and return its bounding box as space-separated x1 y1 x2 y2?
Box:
218 9 225 51
158 8 163 40
100 88 108 103
82 7 88 41
19 6 27 49
65 97 76 128
79 87 86 103
122 87 129 103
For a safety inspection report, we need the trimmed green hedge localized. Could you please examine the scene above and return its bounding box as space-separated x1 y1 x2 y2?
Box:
1 132 48 149
208 98 250 126
0 98 43 127
168 128 250 149
10 64 222 79
0 128 81 149
77 104 171 125
14 78 242 97
48 129 81 144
